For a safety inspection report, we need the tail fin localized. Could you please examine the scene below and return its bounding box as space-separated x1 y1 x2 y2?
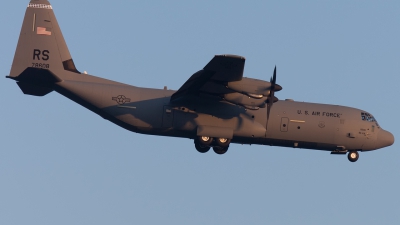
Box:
8 0 80 96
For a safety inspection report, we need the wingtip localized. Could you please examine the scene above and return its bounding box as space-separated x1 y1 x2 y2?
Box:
216 54 246 60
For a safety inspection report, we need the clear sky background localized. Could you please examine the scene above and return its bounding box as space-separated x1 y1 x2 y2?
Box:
1 1 399 224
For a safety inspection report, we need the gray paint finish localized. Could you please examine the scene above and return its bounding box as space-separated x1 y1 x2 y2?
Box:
7 0 394 162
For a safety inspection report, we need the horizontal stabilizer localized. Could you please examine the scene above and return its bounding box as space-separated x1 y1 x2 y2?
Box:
17 82 53 96
7 67 59 96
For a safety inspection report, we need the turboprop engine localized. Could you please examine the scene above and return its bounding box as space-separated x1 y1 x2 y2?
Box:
223 93 267 110
223 77 282 109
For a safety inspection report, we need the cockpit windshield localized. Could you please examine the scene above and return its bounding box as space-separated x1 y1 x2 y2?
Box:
361 112 376 122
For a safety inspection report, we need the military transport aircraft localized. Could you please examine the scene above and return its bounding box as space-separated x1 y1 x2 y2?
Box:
7 0 394 162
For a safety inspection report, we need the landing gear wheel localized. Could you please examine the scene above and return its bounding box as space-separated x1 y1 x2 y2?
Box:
197 136 213 146
348 151 359 162
215 138 231 148
213 146 228 155
195 141 210 153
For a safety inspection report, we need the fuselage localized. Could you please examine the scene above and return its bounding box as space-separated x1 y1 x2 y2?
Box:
8 0 394 163
53 75 393 153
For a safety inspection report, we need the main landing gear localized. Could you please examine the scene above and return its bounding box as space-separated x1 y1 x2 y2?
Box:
194 136 231 155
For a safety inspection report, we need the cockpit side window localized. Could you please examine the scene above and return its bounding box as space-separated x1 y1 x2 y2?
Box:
361 112 377 122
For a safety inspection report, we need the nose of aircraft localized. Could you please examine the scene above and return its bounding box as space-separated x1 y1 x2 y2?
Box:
377 129 394 148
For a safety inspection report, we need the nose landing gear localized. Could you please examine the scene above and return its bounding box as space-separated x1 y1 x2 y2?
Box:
347 151 359 162
331 149 360 162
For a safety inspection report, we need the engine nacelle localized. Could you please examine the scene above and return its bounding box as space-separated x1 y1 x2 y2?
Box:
227 77 282 97
223 92 267 108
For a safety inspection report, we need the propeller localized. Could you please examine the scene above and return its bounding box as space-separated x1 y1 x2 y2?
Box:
266 66 278 130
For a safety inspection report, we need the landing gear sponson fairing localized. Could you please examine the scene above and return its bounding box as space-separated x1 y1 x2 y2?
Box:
7 1 394 162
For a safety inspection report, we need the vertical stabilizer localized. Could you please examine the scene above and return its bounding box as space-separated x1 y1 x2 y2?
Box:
9 0 79 81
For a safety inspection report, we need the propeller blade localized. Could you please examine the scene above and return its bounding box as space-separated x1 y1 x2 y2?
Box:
272 66 276 85
266 66 277 132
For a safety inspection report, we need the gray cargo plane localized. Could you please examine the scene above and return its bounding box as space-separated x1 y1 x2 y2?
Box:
7 0 394 162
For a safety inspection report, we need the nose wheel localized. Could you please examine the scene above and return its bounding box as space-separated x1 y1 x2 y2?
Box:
347 151 359 162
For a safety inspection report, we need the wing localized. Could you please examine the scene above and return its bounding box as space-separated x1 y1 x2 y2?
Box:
170 54 245 101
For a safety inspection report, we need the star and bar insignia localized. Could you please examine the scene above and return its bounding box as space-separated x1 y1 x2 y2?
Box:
112 95 131 105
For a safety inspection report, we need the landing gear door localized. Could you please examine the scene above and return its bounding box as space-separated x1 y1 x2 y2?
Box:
281 117 289 132
162 106 174 128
